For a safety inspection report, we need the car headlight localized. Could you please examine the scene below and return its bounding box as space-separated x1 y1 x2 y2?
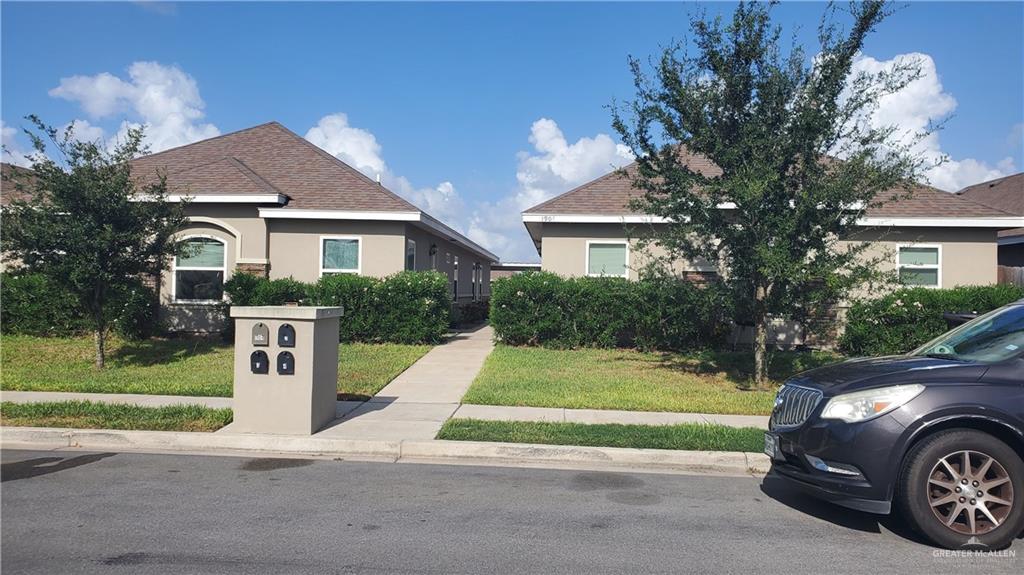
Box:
820 384 925 423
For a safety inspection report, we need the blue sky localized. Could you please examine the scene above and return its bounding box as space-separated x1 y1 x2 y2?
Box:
3 1 1022 261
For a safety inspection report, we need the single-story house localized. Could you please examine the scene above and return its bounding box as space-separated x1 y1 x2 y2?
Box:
956 172 1024 267
125 121 496 332
490 261 542 281
521 158 1023 345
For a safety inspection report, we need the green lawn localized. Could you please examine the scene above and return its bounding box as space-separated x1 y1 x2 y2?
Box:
0 401 233 432
437 419 765 453
0 335 430 398
461 345 839 416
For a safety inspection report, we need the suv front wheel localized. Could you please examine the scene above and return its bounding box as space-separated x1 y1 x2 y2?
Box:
898 429 1024 549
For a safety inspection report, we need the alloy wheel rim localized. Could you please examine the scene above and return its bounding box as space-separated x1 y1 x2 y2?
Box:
927 450 1014 535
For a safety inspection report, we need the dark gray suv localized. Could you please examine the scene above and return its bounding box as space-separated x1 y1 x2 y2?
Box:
766 299 1024 549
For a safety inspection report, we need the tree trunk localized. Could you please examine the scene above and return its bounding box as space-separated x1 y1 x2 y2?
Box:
94 328 106 369
753 284 768 387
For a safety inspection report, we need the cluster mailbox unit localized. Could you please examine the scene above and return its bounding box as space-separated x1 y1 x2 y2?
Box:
230 306 343 435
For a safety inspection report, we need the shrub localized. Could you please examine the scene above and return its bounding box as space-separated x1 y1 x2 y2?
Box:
224 271 451 344
0 272 88 336
1 272 161 339
307 273 381 342
452 299 489 326
489 271 731 351
111 280 162 340
373 271 451 344
838 284 1024 356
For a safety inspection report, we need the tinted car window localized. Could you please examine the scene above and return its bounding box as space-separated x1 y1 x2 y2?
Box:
912 304 1024 363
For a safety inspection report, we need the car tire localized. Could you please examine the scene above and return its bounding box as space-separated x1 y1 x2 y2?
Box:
897 428 1024 550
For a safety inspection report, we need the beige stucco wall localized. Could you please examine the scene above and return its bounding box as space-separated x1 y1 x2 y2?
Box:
539 223 711 280
183 204 268 263
840 227 999 289
539 223 999 289
404 223 492 301
267 219 406 282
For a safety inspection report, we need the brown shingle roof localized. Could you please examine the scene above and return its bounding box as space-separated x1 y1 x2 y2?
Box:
956 172 1024 216
524 158 1014 219
0 163 36 206
130 122 418 212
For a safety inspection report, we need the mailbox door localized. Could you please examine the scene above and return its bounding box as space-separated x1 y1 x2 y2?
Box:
251 322 269 347
250 351 269 374
276 351 295 375
278 324 296 347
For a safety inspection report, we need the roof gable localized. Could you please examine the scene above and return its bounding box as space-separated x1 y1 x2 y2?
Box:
130 122 418 212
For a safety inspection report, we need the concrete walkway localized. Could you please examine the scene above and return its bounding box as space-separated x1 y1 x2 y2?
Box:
314 325 495 441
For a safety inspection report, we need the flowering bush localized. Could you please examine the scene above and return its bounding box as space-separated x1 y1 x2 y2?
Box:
838 284 1024 356
489 271 731 350
225 271 451 344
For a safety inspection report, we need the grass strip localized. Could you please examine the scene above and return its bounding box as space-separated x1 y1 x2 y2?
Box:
437 418 765 453
0 401 233 432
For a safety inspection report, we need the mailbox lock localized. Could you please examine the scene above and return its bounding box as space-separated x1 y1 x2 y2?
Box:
277 351 295 375
251 322 269 347
278 324 296 348
250 351 269 375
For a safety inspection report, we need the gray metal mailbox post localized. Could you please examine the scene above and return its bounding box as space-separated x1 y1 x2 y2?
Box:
230 306 343 435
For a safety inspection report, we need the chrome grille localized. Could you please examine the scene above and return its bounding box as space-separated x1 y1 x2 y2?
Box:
770 384 823 429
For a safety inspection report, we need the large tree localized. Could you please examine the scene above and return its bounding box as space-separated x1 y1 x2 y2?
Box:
612 1 932 385
2 117 187 368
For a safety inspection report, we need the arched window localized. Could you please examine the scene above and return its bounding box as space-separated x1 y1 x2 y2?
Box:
174 236 226 303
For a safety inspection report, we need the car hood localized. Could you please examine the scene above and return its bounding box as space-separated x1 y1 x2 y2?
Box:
787 355 987 395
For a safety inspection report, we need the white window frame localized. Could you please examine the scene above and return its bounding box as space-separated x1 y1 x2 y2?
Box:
319 235 362 276
896 243 942 288
172 234 227 305
585 240 630 278
406 239 417 271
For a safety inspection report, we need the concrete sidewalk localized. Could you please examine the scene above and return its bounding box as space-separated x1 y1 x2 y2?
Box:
452 404 769 429
0 390 232 410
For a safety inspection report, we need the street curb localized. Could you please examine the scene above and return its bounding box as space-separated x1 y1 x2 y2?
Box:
1 426 771 477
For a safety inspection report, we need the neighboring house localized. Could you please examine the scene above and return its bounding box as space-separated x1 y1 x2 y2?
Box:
521 158 1023 346
490 261 541 282
123 122 496 332
956 172 1024 267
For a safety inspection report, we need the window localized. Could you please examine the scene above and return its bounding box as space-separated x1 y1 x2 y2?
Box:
174 236 226 303
898 245 940 287
453 255 459 299
472 263 480 300
320 236 360 275
406 239 416 271
586 241 628 278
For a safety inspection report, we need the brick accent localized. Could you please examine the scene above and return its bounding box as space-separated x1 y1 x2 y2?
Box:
236 262 269 277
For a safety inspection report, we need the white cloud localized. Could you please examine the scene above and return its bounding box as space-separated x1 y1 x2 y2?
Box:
848 53 1017 191
305 112 468 232
1 121 36 167
49 61 219 153
467 118 634 261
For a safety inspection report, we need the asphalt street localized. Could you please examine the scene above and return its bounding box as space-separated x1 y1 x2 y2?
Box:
1 449 1020 574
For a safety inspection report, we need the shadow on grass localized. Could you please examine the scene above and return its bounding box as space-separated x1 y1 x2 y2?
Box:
641 349 841 390
109 336 229 368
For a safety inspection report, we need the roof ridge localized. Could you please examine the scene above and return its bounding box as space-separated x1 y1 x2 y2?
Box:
134 121 283 163
523 161 638 214
262 122 421 213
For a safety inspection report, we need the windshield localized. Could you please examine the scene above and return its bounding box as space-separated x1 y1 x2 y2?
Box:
911 304 1024 363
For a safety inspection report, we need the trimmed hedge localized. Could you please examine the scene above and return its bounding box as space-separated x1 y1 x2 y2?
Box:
1 272 159 340
838 284 1024 356
489 271 732 351
224 270 452 344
